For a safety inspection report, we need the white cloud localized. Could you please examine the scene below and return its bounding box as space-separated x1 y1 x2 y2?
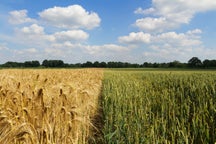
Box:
14 24 90 47
153 0 216 14
44 47 65 56
134 0 216 32
187 29 202 35
41 42 129 62
1 5 131 63
135 17 177 32
24 48 37 53
118 29 204 62
54 30 89 41
83 44 128 55
118 32 151 45
14 48 38 55
134 7 155 15
0 44 9 51
9 10 36 24
20 24 45 34
38 5 101 30
154 31 202 47
48 42 80 50
139 29 207 62
124 0 216 62
118 29 202 48
15 24 55 47
47 42 128 55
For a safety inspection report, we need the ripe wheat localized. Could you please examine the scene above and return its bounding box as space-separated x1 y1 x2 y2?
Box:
0 69 103 144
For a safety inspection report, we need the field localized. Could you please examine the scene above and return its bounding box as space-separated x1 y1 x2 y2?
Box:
0 69 103 144
102 70 216 144
0 69 216 143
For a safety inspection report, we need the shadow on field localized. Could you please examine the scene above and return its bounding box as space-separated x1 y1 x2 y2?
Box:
88 88 105 144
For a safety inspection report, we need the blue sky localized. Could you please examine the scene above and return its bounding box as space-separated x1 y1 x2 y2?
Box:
0 0 216 64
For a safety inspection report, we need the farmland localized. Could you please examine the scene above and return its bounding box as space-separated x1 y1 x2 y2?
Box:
0 69 216 143
102 70 216 143
0 69 103 144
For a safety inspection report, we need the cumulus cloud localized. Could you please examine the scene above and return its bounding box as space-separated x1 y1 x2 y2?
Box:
139 29 206 62
118 29 203 62
123 0 216 62
9 10 36 24
135 17 177 32
154 30 202 47
1 4 132 63
38 5 101 30
118 32 151 45
54 30 89 41
187 29 202 35
20 24 45 35
153 0 216 15
45 41 128 55
134 0 216 32
15 24 90 46
119 29 202 47
15 24 55 46
83 44 128 55
134 7 155 15
10 23 128 60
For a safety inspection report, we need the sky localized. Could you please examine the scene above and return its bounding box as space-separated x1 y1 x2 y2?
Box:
0 0 216 64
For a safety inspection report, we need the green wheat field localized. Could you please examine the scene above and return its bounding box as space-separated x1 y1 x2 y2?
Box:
102 70 216 144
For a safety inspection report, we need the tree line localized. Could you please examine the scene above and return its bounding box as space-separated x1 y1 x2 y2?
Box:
0 57 216 68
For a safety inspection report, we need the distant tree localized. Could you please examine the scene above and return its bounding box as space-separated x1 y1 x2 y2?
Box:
203 59 211 68
55 60 64 67
211 60 216 67
143 62 153 68
107 62 115 68
169 60 182 68
42 60 49 67
82 61 93 67
42 60 64 67
2 61 24 67
188 57 202 68
93 61 100 67
131 63 140 68
32 61 40 67
160 63 169 68
24 61 40 67
153 63 159 68
203 59 216 68
99 62 107 68
75 63 81 67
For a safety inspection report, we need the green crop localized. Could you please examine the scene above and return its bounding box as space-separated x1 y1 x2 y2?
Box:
102 70 216 144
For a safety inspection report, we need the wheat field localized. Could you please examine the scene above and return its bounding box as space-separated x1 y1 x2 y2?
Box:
0 69 103 144
102 70 216 143
1 68 216 144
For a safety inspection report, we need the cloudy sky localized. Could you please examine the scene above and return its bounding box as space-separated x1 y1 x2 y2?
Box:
0 0 216 64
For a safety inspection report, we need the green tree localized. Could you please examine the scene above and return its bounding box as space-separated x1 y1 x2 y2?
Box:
188 57 202 68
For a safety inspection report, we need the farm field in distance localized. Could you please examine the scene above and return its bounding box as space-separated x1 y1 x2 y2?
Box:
0 68 216 143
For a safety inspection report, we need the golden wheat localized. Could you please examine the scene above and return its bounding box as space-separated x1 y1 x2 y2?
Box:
0 69 103 144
